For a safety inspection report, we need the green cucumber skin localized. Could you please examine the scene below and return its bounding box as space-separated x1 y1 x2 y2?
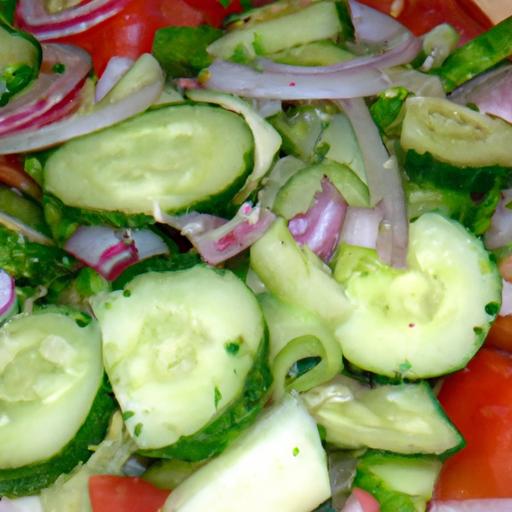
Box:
43 194 154 245
0 379 116 497
139 334 273 462
432 16 512 92
404 150 511 195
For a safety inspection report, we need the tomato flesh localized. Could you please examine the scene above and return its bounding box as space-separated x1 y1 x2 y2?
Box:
89 475 170 512
358 0 490 41
435 348 512 499
52 0 208 75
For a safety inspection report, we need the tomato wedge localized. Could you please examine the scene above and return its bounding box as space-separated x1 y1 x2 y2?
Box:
358 0 491 41
89 475 170 512
435 348 512 499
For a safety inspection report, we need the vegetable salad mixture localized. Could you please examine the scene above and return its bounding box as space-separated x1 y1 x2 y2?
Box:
0 0 512 511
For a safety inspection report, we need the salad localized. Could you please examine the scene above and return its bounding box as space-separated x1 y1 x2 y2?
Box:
0 0 512 511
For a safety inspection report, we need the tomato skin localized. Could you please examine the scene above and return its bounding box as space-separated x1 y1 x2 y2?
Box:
89 475 170 512
52 0 209 75
435 348 512 499
358 0 491 41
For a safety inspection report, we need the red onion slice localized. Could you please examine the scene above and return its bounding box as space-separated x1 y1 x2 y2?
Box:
256 34 420 76
95 56 135 102
154 202 275 265
0 44 91 137
16 0 132 40
288 177 347 262
484 189 512 250
0 63 163 154
0 269 16 319
0 496 43 512
340 206 384 249
450 65 512 124
342 489 380 512
64 226 169 281
500 279 512 316
335 98 408 268
204 60 390 100
429 500 512 512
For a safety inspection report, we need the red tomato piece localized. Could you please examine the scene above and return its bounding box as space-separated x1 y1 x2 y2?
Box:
435 348 512 499
89 475 170 512
52 0 208 75
182 0 244 26
358 0 491 41
486 315 512 353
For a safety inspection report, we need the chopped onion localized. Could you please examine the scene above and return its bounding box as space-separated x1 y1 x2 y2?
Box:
204 60 391 100
429 500 512 512
16 0 132 40
500 279 512 316
340 206 383 249
341 489 380 512
335 98 408 267
154 202 275 265
95 57 135 102
0 496 42 512
450 65 512 124
0 69 163 154
0 44 91 137
484 189 512 250
0 269 16 320
64 226 169 281
288 177 347 262
0 212 54 245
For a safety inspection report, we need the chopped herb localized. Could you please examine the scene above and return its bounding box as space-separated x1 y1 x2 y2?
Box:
398 360 412 374
134 422 143 437
225 341 241 355
123 289 132 298
218 0 231 7
122 410 135 421
52 63 66 74
485 302 500 316
214 386 222 408
292 447 300 457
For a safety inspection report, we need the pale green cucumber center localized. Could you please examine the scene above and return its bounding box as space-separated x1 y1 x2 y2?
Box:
0 312 103 468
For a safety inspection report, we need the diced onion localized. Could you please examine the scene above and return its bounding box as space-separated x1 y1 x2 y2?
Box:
429 500 512 512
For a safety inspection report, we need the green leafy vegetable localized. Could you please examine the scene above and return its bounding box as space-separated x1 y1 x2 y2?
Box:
152 25 223 77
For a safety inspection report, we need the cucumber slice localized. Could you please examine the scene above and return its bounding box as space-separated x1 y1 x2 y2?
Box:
44 104 254 216
268 41 353 66
316 113 367 184
334 213 501 378
302 375 463 456
250 218 352 327
0 309 114 496
401 96 512 169
207 1 341 62
91 267 270 459
273 160 370 219
354 451 442 512
0 20 42 106
162 395 331 512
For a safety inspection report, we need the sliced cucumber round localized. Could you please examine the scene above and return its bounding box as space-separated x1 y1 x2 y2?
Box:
0 309 114 496
91 266 270 459
334 213 501 378
44 104 254 216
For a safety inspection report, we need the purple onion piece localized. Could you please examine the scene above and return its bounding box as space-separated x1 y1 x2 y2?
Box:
429 500 512 512
0 269 17 320
154 203 275 265
484 189 512 250
64 226 169 281
288 177 347 262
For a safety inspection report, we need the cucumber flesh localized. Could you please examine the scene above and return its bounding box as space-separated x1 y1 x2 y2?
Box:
44 104 254 216
334 213 501 378
163 395 331 512
91 267 267 452
273 159 370 220
0 310 104 469
401 96 512 168
250 218 352 327
207 1 341 61
268 41 353 66
302 376 463 456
